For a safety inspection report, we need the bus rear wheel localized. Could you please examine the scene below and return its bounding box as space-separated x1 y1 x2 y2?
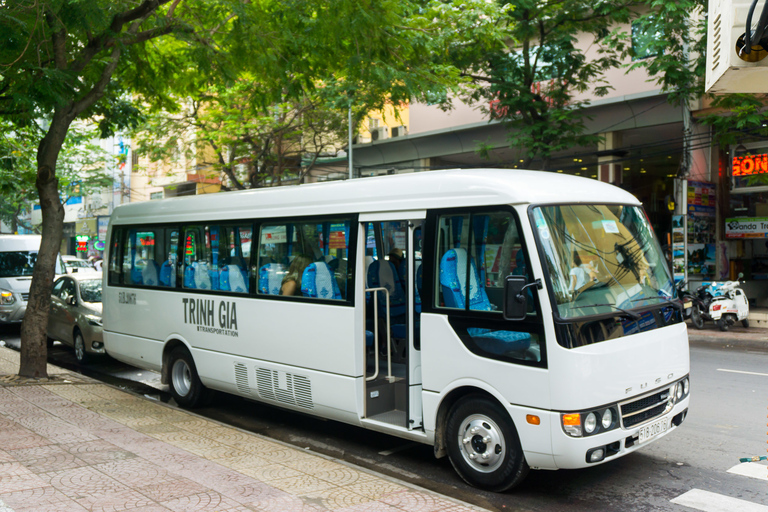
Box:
445 395 529 492
169 347 210 408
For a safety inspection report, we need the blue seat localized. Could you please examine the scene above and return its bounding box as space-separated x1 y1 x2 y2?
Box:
258 263 284 295
467 328 531 355
142 260 160 287
367 259 407 317
183 262 214 290
159 260 175 287
220 264 249 293
439 248 493 311
301 262 342 300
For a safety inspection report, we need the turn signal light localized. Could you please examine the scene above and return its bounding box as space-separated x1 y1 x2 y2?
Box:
527 415 541 425
562 414 581 426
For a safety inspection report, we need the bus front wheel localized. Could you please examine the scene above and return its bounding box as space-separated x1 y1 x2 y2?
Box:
169 347 210 408
445 395 529 492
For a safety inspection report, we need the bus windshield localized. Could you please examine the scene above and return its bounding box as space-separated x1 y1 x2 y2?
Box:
532 204 674 320
0 251 38 278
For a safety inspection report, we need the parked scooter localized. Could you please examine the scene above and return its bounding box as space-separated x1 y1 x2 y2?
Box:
690 275 750 331
706 278 750 331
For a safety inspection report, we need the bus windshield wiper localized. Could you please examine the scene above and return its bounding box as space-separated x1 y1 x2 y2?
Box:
629 296 683 313
571 303 641 321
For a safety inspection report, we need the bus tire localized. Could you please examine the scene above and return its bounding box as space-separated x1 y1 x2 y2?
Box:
169 347 210 408
445 395 529 492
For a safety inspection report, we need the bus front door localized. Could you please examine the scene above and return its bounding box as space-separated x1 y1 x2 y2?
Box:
361 218 423 431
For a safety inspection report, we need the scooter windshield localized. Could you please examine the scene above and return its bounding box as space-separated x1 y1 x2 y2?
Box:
532 204 674 320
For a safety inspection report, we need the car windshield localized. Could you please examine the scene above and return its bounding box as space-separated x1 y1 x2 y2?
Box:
532 204 674 320
79 279 102 303
67 259 92 269
0 251 38 278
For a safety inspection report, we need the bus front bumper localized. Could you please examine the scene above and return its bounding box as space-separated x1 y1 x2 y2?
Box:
549 397 689 469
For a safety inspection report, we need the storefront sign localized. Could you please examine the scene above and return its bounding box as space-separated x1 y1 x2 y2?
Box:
75 218 97 236
732 153 768 176
725 217 768 239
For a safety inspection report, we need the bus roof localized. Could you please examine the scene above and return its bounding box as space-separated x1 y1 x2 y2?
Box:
110 169 641 224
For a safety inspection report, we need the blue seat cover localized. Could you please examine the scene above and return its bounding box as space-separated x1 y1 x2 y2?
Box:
439 248 493 311
367 259 407 317
258 263 284 295
301 262 342 300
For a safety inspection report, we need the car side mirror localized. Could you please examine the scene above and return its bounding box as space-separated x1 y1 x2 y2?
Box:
67 296 77 306
503 276 541 321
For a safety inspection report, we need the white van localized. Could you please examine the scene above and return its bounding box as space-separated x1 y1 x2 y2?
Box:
0 234 65 324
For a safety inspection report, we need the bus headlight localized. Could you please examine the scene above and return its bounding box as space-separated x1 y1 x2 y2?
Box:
676 382 683 400
562 406 618 437
0 290 15 305
584 413 597 434
602 408 613 429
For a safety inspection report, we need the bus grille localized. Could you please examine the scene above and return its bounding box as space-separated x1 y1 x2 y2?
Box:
620 388 672 428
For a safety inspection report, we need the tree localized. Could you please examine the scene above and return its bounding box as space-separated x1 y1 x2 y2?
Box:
617 0 768 180
0 122 115 233
0 0 508 378
459 1 637 170
132 81 350 189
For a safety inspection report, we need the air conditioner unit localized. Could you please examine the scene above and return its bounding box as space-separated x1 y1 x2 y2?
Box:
706 0 768 93
390 125 408 138
370 126 388 141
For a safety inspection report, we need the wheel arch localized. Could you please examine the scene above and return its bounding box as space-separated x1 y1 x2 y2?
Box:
161 338 191 385
433 385 511 460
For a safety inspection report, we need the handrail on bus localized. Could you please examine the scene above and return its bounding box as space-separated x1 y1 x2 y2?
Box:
364 287 394 383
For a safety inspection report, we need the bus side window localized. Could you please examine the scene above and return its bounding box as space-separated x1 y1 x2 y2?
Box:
108 229 123 285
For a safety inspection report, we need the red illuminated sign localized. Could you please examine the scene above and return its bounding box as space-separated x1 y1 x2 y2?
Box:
732 153 768 176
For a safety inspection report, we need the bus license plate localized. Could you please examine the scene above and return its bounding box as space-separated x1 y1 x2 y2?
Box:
638 417 669 444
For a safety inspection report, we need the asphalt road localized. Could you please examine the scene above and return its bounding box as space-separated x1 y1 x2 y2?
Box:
2 324 767 512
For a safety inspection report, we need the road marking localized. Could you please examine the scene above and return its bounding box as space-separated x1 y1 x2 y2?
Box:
727 462 768 480
716 368 768 377
671 489 768 512
378 442 417 456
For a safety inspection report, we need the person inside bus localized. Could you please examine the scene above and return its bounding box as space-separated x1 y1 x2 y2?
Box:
569 251 598 295
281 253 313 296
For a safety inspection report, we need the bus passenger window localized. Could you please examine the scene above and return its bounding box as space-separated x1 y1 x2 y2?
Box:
256 219 351 301
108 230 123 286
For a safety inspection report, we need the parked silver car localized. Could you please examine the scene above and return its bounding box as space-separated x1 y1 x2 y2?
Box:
47 273 104 363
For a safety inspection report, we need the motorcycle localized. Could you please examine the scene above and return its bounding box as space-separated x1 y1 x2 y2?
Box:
689 276 750 331
675 279 706 329
706 279 750 331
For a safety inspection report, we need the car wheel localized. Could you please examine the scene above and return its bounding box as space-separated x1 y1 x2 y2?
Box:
445 395 529 492
168 346 211 408
46 336 55 349
73 330 88 364
691 304 705 330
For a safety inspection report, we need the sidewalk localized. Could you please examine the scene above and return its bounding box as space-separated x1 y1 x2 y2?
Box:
0 346 485 512
685 319 768 347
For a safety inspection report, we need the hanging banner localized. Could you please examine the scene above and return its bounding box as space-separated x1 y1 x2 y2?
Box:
725 217 768 239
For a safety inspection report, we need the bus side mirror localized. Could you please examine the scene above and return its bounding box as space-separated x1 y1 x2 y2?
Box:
503 276 542 321
504 275 528 321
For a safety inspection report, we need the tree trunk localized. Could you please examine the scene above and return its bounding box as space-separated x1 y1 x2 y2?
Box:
18 113 69 378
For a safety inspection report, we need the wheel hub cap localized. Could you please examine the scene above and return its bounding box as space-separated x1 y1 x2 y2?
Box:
459 415 505 472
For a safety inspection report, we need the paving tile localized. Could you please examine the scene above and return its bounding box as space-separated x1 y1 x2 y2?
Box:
14 446 89 474
239 463 305 482
303 485 373 510
0 485 88 512
134 475 211 502
0 462 47 493
160 491 251 511
267 474 338 495
378 490 462 512
211 452 272 471
71 486 157 512
246 494 329 512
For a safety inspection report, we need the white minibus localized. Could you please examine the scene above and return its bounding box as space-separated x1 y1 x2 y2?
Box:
0 234 66 324
103 169 689 491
